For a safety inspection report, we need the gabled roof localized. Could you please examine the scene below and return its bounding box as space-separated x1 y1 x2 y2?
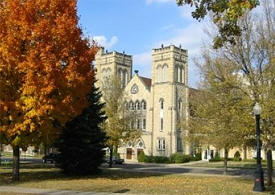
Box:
139 76 152 89
189 87 199 98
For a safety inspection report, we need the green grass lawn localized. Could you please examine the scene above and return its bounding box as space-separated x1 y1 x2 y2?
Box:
0 163 274 195
184 160 275 169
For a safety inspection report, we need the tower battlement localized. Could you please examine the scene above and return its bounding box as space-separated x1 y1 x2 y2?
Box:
152 45 187 63
95 47 132 67
153 44 187 54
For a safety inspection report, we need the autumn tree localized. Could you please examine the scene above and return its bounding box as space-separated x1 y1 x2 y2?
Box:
189 54 254 173
176 0 260 48
101 76 140 167
0 0 96 181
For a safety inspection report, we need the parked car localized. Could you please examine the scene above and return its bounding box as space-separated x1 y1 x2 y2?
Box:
42 153 58 164
105 156 124 164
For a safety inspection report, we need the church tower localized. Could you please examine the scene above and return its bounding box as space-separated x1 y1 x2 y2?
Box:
95 47 132 88
151 44 189 156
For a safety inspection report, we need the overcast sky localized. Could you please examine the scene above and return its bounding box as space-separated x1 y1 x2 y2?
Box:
77 0 209 88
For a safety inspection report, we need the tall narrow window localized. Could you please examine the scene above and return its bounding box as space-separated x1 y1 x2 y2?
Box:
158 140 161 150
178 99 182 110
143 119 146 130
160 100 164 110
160 118 163 131
130 101 134 110
181 68 184 84
125 71 128 86
157 65 162 82
180 67 183 83
141 100 146 110
178 67 181 82
163 65 168 82
175 66 178 82
178 99 182 118
137 119 140 129
135 101 140 110
131 120 134 129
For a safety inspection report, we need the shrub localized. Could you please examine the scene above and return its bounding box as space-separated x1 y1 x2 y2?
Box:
170 153 191 163
144 155 154 163
190 153 202 161
209 155 222 162
233 151 242 161
141 155 170 163
138 151 146 162
153 156 170 163
170 153 181 163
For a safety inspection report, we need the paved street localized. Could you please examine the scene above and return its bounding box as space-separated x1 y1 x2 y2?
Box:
109 162 275 179
1 157 274 179
0 157 42 165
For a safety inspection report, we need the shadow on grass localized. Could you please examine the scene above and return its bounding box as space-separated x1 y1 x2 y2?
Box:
1 163 274 194
0 163 167 185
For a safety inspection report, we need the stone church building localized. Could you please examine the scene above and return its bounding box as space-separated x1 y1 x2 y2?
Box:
95 44 192 161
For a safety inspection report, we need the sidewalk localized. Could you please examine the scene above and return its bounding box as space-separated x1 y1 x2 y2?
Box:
125 160 205 167
0 186 140 195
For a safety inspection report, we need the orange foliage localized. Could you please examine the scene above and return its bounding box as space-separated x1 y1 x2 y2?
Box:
0 0 97 146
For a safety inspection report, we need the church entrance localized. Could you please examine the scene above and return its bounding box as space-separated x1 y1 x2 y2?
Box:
126 148 132 160
137 149 144 158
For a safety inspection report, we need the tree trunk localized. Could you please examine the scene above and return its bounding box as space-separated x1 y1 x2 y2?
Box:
224 148 228 174
44 144 49 155
109 146 113 168
266 146 273 187
114 145 118 156
12 146 20 182
0 144 2 165
243 145 247 160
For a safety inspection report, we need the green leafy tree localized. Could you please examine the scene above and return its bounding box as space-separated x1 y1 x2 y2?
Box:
176 0 260 48
189 55 254 172
216 0 274 185
101 76 140 167
56 81 107 175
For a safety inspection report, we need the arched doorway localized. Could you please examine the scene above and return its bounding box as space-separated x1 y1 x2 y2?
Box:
126 142 133 160
136 139 145 159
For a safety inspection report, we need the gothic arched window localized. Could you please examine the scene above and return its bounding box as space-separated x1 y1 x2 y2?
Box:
181 67 185 84
124 71 128 86
178 98 182 111
162 64 168 82
135 100 140 110
141 100 147 110
180 67 183 83
177 66 181 82
159 98 164 110
157 65 162 82
130 101 134 110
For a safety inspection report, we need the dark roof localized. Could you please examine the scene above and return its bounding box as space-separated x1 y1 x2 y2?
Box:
189 87 199 98
139 76 152 89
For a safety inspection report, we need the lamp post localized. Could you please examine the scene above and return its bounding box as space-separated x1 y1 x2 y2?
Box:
253 102 265 192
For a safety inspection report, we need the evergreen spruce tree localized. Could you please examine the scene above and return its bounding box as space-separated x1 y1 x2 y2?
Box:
56 82 107 175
